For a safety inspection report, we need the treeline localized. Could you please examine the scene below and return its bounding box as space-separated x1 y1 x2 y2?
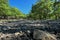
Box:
27 0 60 20
0 0 26 19
1 0 60 20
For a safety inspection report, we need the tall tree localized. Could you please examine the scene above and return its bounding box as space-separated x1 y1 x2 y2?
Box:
53 2 60 20
28 0 54 20
0 0 26 19
0 0 10 18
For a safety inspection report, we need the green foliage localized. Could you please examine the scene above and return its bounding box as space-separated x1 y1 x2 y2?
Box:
53 2 60 20
0 0 9 18
28 0 60 20
0 0 26 19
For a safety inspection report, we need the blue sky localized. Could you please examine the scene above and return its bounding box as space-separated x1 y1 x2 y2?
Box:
9 0 37 14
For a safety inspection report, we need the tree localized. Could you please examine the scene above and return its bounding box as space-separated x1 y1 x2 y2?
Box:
28 0 54 20
0 0 10 18
0 0 26 19
53 2 60 20
10 7 26 19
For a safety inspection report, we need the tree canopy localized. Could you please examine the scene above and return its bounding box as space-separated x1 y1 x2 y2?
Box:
28 0 60 20
0 0 26 19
